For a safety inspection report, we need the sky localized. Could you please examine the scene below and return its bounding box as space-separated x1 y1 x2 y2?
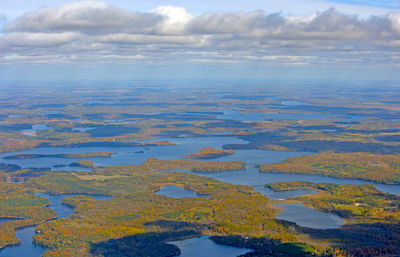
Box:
1 0 400 81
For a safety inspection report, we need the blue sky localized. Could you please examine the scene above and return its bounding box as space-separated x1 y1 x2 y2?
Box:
329 0 400 9
1 0 400 81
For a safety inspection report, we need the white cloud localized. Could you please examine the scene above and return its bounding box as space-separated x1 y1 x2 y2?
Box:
0 32 81 47
1 1 400 67
150 6 195 34
3 1 161 33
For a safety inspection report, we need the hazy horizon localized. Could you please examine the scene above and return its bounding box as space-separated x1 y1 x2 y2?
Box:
1 0 400 81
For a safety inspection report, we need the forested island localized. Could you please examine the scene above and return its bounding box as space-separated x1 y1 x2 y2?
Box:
183 147 235 159
259 152 400 184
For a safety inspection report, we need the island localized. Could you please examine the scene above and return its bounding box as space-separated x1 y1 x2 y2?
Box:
259 152 400 184
183 147 235 159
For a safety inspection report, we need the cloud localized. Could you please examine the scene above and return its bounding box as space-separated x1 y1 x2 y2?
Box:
3 1 161 33
150 6 195 34
0 32 81 47
1 1 400 67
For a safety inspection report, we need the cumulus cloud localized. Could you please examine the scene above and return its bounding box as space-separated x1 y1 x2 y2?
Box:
150 6 195 34
1 1 400 66
0 32 81 47
3 1 161 33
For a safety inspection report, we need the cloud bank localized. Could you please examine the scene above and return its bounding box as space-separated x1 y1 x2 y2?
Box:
1 1 400 67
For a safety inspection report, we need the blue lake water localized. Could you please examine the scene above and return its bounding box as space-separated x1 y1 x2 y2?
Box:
167 166 400 196
1 134 400 256
215 110 362 123
0 227 46 257
179 109 362 123
0 193 112 257
72 127 98 132
156 185 206 198
0 136 312 172
21 124 51 136
170 235 252 257
2 135 400 196
280 100 311 106
274 203 345 229
0 218 22 224
34 193 113 218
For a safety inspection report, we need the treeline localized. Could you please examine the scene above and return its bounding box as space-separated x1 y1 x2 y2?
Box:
91 221 202 257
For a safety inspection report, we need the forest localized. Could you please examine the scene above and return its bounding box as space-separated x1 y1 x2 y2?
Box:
259 152 400 184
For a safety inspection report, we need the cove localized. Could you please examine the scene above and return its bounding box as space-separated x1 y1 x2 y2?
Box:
274 203 345 229
170 235 252 257
0 193 112 257
166 165 400 196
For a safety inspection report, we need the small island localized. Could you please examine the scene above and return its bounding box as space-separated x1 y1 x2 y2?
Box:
183 147 235 159
69 160 94 168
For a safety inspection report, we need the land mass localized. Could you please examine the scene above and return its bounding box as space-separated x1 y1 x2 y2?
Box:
259 152 400 184
183 147 235 159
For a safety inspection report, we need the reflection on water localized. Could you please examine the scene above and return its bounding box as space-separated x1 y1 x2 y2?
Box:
170 236 252 257
274 203 345 229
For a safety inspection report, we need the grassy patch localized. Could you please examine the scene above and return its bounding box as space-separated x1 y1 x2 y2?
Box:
273 242 315 256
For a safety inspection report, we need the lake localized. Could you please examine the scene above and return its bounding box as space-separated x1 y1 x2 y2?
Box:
0 193 112 257
0 218 23 224
1 134 399 256
0 136 309 170
21 124 52 137
216 110 362 123
178 109 363 123
170 235 252 257
165 165 400 196
274 203 345 229
3 134 400 196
